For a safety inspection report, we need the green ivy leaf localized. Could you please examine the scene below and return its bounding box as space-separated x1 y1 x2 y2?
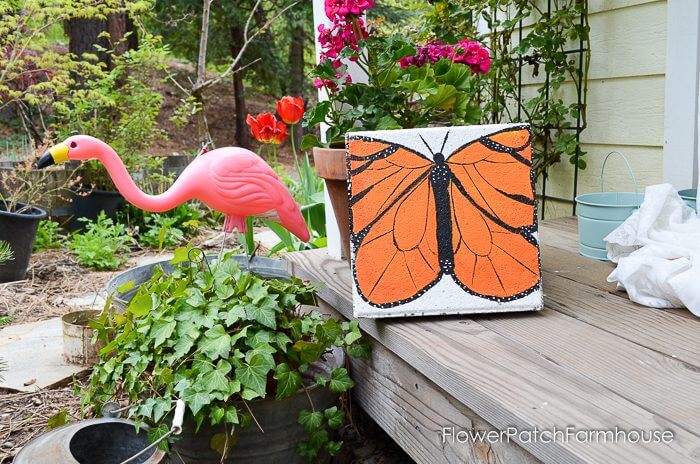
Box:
298 410 324 433
210 406 225 425
224 406 239 424
197 361 231 393
324 406 345 429
182 387 211 416
186 288 206 308
326 440 343 456
235 354 270 396
292 340 324 364
274 363 302 399
223 305 246 326
127 292 152 317
245 281 267 304
328 368 354 393
245 301 276 329
116 280 135 293
199 325 232 360
150 319 176 348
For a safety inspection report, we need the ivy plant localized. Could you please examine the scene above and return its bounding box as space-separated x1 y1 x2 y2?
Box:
82 247 370 460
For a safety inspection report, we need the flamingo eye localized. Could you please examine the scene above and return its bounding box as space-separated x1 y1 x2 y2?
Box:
70 141 77 148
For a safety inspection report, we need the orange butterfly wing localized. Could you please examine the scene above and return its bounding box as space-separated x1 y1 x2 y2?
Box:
446 126 540 300
347 137 440 307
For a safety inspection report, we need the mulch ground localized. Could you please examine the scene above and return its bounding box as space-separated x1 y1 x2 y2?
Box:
0 380 85 463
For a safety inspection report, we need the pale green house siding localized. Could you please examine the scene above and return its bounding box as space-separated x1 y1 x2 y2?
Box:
538 0 666 218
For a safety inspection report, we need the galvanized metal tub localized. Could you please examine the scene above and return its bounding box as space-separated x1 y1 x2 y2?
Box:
14 418 165 463
106 255 289 307
575 152 642 260
105 255 342 463
679 188 697 211
172 348 342 464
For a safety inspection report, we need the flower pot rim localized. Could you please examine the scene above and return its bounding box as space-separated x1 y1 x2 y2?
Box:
0 202 47 219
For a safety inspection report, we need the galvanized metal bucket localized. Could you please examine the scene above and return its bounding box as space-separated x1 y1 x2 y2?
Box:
679 188 697 211
14 418 165 463
62 309 102 365
575 152 642 260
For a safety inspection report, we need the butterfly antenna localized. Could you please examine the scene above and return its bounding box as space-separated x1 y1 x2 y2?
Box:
419 135 434 155
440 131 450 154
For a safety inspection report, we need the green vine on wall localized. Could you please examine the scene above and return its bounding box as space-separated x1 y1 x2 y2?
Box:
421 0 590 180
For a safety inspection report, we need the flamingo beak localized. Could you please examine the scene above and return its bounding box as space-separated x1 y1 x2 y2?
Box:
36 143 70 169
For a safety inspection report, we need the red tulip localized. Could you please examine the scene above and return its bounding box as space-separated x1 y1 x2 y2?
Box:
276 96 304 125
247 112 287 145
270 120 288 145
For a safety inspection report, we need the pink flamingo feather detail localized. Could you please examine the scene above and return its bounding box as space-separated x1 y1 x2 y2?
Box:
37 135 310 242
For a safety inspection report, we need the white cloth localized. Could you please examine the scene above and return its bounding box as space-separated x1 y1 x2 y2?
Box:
605 183 700 316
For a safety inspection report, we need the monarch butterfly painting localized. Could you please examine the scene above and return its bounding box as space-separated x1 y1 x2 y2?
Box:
346 124 543 318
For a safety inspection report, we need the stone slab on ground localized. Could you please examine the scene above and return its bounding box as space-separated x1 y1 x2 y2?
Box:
0 318 88 392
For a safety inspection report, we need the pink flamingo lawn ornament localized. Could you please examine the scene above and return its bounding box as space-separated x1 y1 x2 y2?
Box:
37 135 310 246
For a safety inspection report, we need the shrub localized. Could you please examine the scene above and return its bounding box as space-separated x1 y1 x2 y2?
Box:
34 219 64 252
69 212 135 270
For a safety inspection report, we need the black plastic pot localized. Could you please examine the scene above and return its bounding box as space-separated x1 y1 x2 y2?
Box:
0 203 46 283
70 185 124 229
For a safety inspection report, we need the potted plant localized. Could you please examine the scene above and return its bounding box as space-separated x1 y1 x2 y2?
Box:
83 246 370 463
303 0 491 258
0 153 76 282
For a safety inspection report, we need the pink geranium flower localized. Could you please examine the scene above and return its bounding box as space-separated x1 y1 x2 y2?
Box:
325 0 375 20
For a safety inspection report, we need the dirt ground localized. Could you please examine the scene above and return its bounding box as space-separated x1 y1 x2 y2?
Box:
0 238 414 464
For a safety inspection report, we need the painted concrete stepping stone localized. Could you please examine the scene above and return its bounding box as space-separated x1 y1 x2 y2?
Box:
0 318 87 392
346 124 543 317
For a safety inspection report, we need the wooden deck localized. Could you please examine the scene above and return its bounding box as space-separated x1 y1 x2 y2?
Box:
285 217 700 464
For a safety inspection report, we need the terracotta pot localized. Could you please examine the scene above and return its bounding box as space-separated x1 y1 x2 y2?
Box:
313 146 350 260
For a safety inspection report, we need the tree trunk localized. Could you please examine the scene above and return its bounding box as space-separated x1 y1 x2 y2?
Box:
230 25 250 149
107 13 138 60
288 24 305 148
67 17 108 63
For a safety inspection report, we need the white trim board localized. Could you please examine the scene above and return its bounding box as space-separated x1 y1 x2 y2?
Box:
663 0 700 189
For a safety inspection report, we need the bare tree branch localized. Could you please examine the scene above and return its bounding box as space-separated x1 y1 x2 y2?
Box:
192 0 298 94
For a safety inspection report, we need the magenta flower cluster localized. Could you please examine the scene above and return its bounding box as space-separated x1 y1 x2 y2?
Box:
317 18 368 66
324 0 375 20
317 0 374 67
313 74 353 90
399 40 491 75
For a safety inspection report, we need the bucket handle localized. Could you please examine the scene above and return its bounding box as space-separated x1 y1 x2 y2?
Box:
600 151 640 205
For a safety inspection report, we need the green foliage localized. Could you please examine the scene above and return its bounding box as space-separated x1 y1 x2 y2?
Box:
420 0 590 177
119 203 204 250
83 248 369 459
0 1 153 135
267 155 327 253
47 409 70 430
34 220 64 252
53 34 170 189
0 240 13 265
69 212 135 270
306 33 486 146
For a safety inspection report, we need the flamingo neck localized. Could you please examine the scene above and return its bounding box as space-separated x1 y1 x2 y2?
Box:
95 148 181 213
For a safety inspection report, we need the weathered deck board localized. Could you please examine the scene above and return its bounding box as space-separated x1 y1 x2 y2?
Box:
541 270 700 364
285 217 700 464
318 300 542 464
